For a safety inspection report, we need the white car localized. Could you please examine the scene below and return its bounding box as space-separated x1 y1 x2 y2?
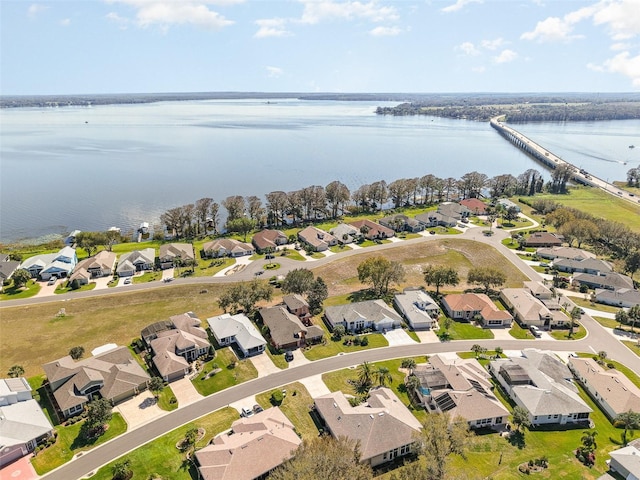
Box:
529 325 542 338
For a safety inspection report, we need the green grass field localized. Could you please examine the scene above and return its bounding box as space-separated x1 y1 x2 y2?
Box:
0 279 40 300
191 347 258 396
437 320 495 341
255 382 319 440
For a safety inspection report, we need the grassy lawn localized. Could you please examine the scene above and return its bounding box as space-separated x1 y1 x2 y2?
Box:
321 357 429 423
255 382 319 440
437 320 495 341
329 244 352 253
509 322 535 339
54 281 97 294
32 413 127 475
501 217 534 230
593 316 619 329
265 345 289 370
405 328 421 343
89 407 238 480
111 240 160 256
568 296 621 314
303 320 389 361
548 324 587 340
0 279 41 300
191 347 258 396
622 340 640 358
132 270 163 284
157 385 179 411
192 257 235 277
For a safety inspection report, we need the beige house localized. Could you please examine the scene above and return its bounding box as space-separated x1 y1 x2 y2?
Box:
159 243 195 269
297 226 337 252
202 238 254 258
42 346 150 419
195 407 301 480
348 219 394 240
441 293 513 327
252 229 287 253
315 387 422 467
569 357 640 420
500 288 569 329
73 250 117 278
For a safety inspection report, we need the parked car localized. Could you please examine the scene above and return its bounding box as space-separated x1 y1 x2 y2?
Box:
529 325 542 338
47 276 57 286
163 277 174 283
124 278 132 285
241 406 254 417
253 404 264 414
285 351 294 362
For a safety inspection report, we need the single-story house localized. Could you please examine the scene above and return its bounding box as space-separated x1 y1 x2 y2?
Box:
437 202 471 220
195 407 301 480
116 248 156 277
524 281 553 300
74 250 117 278
324 300 403 332
536 246 595 262
20 246 77 280
500 288 569 329
68 267 92 286
573 272 634 291
553 258 612 275
330 223 359 244
441 293 513 327
460 198 488 215
496 198 521 213
393 288 440 330
208 313 267 357
42 345 150 419
202 239 254 258
314 387 422 467
159 243 195 269
259 306 323 350
594 288 640 308
348 219 394 240
606 441 640 480
283 293 311 323
379 214 424 233
489 349 592 426
521 232 563 248
298 226 337 252
568 357 640 420
409 355 509 429
0 377 55 467
142 312 212 382
415 212 457 228
0 257 20 284
252 229 288 253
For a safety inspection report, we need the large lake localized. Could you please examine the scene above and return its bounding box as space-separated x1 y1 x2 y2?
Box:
1 99 638 243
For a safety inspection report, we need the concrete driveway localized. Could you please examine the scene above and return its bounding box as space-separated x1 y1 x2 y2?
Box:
170 377 203 407
383 328 417 346
249 353 282 377
299 374 331 397
288 349 311 368
415 330 440 343
0 454 38 480
114 393 165 428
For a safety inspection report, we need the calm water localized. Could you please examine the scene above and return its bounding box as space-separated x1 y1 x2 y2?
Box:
1 99 638 243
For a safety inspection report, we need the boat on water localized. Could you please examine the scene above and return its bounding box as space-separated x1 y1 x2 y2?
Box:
138 222 149 234
630 145 635 149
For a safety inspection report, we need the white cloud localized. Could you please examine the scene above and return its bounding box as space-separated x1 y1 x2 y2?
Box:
369 25 402 36
60 18 71 27
106 11 130 28
254 18 292 38
299 0 399 24
521 16 583 43
27 4 49 18
589 51 640 87
481 37 505 50
610 42 631 51
266 66 284 78
107 1 235 30
456 42 480 55
441 0 482 13
493 49 518 64
592 0 640 40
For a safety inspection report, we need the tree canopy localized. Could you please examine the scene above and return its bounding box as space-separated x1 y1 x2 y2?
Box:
423 265 459 296
357 256 405 297
467 267 506 293
218 279 273 315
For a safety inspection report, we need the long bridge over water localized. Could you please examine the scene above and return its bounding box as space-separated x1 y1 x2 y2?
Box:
490 117 638 204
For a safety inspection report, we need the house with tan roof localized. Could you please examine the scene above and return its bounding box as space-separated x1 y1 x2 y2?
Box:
568 357 640 420
500 288 569 329
259 306 323 350
116 248 156 277
489 349 592 426
521 232 563 248
536 246 595 262
202 239 254 258
348 219 394 240
410 355 508 429
393 288 440 330
74 250 117 279
42 345 150 419
195 407 301 480
0 377 55 467
252 229 287 253
142 312 212 382
208 313 267 357
314 387 422 467
324 299 403 333
524 281 553 300
441 293 513 327
298 226 337 252
159 243 195 269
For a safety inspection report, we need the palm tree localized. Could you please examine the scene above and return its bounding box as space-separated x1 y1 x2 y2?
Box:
471 344 483 358
495 346 504 357
374 367 393 387
357 362 373 392
511 406 531 433
614 410 640 445
404 374 421 392
401 358 416 373
580 430 598 452
597 351 607 365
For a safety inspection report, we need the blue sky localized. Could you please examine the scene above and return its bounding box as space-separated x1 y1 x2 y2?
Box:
1 0 639 95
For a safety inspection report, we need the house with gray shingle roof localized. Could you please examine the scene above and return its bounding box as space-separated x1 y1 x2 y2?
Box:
202 239 254 258
298 226 337 252
379 214 424 233
553 258 612 275
330 223 359 244
20 246 77 280
315 387 422 467
324 300 403 333
594 288 640 308
116 248 155 277
42 346 150 419
195 407 301 480
159 243 195 269
409 355 509 429
573 272 634 291
606 441 640 479
0 257 20 285
394 288 440 330
536 246 595 261
489 349 592 426
259 306 323 350
208 313 266 357
0 377 54 467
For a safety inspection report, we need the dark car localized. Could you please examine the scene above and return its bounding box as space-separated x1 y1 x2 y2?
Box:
253 404 264 414
284 351 294 362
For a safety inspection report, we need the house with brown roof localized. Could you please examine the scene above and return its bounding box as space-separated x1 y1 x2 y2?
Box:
348 219 394 240
142 312 212 382
489 349 592 426
409 355 509 429
159 243 195 269
521 232 563 248
298 226 337 252
283 294 311 323
460 198 488 215
252 229 288 253
68 267 92 286
259 306 323 350
568 357 640 420
195 407 301 480
42 346 150 419
314 387 422 467
441 293 513 327
202 239 254 258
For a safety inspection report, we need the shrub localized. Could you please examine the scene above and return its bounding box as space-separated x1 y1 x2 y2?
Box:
270 390 284 406
360 336 369 346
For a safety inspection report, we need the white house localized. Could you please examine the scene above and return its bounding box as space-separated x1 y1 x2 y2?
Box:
208 313 267 357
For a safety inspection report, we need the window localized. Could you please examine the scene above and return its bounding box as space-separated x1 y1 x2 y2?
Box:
553 414 559 419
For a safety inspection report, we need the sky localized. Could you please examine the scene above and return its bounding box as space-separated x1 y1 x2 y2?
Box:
1 0 640 95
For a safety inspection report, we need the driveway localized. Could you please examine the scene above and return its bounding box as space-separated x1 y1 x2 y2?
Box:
214 256 252 277
0 454 38 480
383 328 417 346
249 353 282 378
299 374 331 397
114 392 165 429
170 377 203 407
92 276 112 290
415 330 440 343
288 349 311 368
